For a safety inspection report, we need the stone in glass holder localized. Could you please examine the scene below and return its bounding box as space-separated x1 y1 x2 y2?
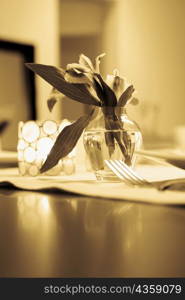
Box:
17 120 76 176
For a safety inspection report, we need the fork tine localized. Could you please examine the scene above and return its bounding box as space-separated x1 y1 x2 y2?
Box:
104 160 124 180
105 160 134 184
113 160 143 185
105 159 150 186
117 160 149 184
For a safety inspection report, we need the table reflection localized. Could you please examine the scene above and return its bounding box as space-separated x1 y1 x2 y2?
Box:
0 189 185 277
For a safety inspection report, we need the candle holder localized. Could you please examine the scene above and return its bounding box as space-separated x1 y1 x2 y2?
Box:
17 120 76 176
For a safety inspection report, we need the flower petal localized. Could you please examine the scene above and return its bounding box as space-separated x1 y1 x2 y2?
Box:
79 54 94 71
65 63 94 84
64 70 92 85
106 74 124 99
95 53 106 73
66 63 90 73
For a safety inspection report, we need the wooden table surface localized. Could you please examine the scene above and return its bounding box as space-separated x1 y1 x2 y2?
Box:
0 188 185 278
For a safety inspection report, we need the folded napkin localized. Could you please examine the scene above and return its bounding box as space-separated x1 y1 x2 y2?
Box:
135 164 185 191
0 165 185 206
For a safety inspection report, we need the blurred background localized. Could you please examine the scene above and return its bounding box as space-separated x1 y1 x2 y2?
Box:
0 0 185 150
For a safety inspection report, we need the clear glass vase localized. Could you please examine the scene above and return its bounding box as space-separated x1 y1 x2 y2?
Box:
83 106 142 181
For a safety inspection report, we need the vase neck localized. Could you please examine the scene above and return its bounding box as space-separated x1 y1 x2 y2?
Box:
118 107 127 115
95 106 127 114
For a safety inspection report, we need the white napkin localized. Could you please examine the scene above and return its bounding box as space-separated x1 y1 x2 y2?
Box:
0 165 185 205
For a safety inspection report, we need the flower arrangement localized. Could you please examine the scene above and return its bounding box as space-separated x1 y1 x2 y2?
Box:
26 54 139 173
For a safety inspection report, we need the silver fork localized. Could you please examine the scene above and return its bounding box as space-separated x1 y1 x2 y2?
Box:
105 159 185 190
105 159 150 186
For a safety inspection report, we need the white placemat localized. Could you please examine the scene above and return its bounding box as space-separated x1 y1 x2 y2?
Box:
0 165 185 205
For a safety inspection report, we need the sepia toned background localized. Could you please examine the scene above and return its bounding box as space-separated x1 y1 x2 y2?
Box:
0 0 185 150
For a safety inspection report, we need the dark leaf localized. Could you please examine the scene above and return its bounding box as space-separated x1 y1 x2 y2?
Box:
118 85 135 107
105 131 115 156
25 63 100 107
95 74 117 106
84 139 104 171
47 98 57 112
93 78 105 104
102 105 116 155
102 107 128 159
40 111 94 173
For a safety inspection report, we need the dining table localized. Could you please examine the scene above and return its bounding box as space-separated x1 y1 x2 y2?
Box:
0 177 185 278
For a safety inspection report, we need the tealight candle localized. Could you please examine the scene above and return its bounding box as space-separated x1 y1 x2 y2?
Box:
17 120 76 176
63 158 75 175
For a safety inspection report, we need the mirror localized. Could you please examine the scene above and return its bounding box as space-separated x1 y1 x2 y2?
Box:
0 40 36 150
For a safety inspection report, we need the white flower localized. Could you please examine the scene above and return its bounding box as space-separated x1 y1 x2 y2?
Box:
64 53 106 84
106 69 130 99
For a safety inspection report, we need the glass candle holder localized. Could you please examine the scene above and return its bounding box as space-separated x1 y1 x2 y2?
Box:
17 120 76 176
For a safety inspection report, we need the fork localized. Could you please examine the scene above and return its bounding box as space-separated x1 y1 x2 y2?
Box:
105 159 150 186
104 159 185 190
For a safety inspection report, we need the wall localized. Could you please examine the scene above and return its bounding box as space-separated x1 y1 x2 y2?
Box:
59 0 105 36
59 0 105 119
60 35 102 120
102 0 185 143
0 0 60 120
101 1 120 76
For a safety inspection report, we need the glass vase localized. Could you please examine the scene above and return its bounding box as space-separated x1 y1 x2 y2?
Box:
83 106 142 181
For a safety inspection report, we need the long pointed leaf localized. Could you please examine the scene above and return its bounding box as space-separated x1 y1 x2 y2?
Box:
118 85 135 107
95 74 117 106
93 78 105 104
25 63 100 107
40 111 94 173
